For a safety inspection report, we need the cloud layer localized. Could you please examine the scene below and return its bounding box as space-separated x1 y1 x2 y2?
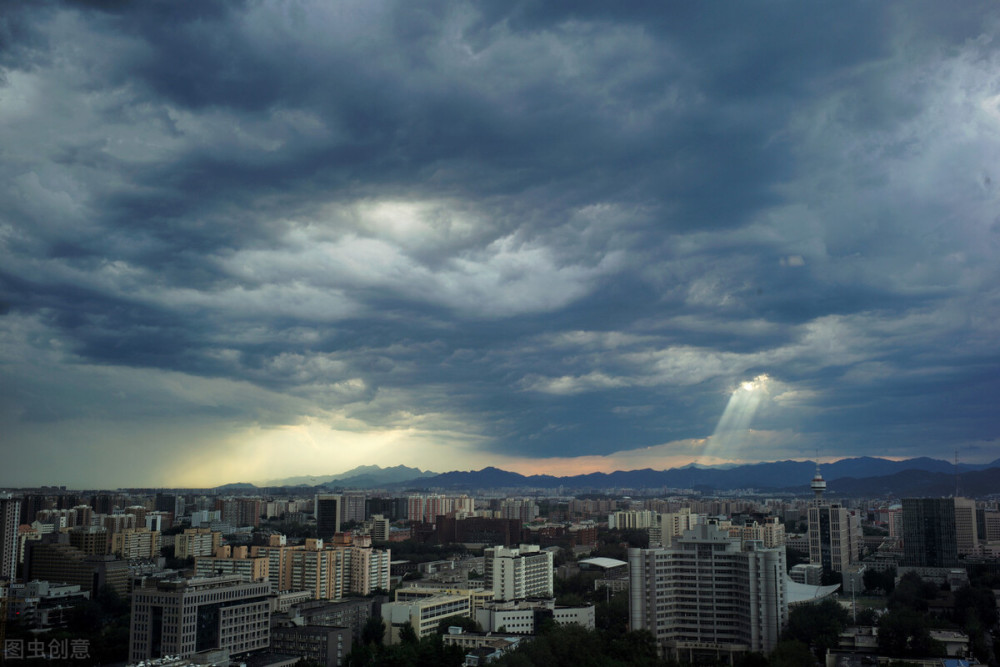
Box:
2 1 999 486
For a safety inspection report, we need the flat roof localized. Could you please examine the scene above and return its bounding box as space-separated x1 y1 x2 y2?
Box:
578 557 628 569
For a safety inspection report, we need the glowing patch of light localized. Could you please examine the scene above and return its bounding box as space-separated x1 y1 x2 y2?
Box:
701 374 770 464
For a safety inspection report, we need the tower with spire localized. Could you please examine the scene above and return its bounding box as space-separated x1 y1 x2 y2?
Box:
806 459 859 574
810 461 826 504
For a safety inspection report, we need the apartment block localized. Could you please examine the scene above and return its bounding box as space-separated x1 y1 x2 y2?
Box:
629 524 787 661
483 544 553 602
175 528 223 559
111 527 161 560
1 494 23 580
194 545 269 582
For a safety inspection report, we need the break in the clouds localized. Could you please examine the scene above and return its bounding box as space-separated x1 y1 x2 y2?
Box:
2 1 1000 487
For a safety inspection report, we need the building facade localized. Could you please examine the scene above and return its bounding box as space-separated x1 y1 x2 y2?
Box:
483 545 553 602
629 524 788 661
902 498 959 567
316 495 342 539
128 575 271 662
2 494 23 580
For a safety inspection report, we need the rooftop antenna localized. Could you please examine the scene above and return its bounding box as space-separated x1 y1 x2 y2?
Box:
954 449 963 498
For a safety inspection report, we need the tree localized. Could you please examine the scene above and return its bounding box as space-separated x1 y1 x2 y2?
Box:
435 615 480 635
399 622 419 645
782 598 850 656
361 616 385 646
769 640 815 667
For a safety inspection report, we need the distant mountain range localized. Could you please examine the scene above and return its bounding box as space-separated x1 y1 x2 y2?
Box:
231 457 1000 497
260 465 437 488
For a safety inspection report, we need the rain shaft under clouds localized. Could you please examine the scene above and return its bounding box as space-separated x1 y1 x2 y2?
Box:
1 1 1000 486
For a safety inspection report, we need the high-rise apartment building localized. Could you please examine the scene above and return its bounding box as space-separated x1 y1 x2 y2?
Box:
316 494 342 538
175 528 223 559
194 545 269 582
629 524 787 662
902 498 958 567
341 493 367 525
369 514 391 542
1 494 22 581
129 575 271 662
953 497 978 556
483 544 553 602
110 527 161 559
251 536 390 600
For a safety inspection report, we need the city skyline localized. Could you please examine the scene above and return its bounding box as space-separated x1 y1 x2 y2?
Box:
2 2 1000 488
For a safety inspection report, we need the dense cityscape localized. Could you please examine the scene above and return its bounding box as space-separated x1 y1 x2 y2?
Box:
2 459 1000 666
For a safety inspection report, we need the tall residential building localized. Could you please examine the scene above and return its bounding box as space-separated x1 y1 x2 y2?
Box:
341 494 367 525
369 514 391 542
194 545 269 582
629 524 787 662
953 497 979 556
129 575 271 663
483 545 553 602
175 528 223 559
650 508 700 547
1 494 22 580
316 494 342 538
111 527 161 559
251 536 390 600
902 498 958 567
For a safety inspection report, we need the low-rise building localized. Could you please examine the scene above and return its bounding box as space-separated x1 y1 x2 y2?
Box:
382 594 472 643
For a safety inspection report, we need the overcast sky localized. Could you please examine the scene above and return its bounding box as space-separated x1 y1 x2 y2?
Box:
2 1 999 488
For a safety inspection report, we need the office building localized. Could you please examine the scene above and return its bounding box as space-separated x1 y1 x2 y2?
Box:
316 494 342 538
271 625 352 667
483 544 553 601
1 494 22 580
382 594 472 643
24 538 130 596
476 599 595 634
807 467 859 573
902 498 959 567
629 524 787 662
129 575 271 662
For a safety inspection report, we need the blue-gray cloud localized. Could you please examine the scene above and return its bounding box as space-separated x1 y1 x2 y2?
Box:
1 0 999 485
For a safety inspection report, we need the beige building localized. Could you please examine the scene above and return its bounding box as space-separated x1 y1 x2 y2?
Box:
251 535 390 600
954 497 978 556
111 527 161 559
195 545 269 582
175 528 223 559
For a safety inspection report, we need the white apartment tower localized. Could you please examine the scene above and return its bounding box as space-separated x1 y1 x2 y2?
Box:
629 523 787 662
1 494 21 581
483 544 553 602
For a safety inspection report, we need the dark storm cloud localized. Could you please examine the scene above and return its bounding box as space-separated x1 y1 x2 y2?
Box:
1 0 999 484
